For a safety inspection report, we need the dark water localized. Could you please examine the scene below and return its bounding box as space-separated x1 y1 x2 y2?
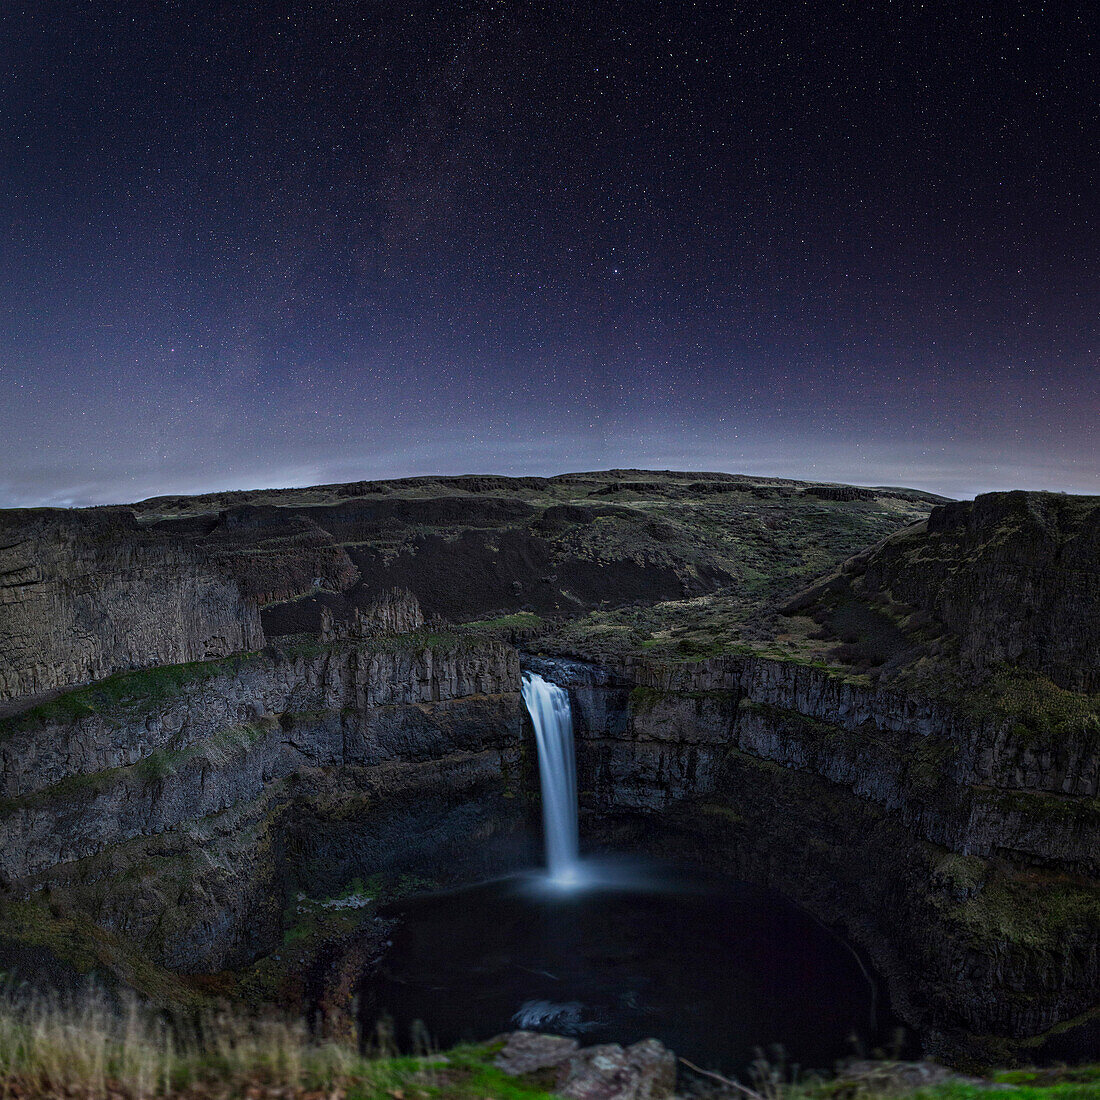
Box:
361 858 897 1075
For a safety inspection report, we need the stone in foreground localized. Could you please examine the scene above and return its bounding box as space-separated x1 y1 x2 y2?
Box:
495 1031 676 1100
493 1030 579 1075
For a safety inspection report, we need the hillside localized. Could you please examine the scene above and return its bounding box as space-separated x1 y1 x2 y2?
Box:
0 470 941 709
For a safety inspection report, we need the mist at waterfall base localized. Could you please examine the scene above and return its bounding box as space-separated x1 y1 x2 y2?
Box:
361 672 894 1074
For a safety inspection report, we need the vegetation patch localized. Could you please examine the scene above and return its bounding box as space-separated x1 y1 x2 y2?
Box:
939 868 1100 951
0 654 260 737
975 788 1100 829
929 851 988 896
1 631 506 742
959 668 1100 742
739 700 845 740
0 720 277 817
458 612 543 635
237 872 436 1007
0 900 202 1006
0 988 557 1100
2 989 1098 1098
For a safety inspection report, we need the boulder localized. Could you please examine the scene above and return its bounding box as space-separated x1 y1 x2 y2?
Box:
493 1030 579 1075
495 1032 676 1100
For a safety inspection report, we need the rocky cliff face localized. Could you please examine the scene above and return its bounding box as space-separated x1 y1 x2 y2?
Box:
0 509 264 706
1 479 1094 1070
791 491 1100 693
0 471 938 706
915 493 1100 692
0 637 526 971
524 652 1100 1064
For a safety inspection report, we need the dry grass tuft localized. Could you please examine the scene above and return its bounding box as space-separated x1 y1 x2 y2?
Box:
0 986 368 1098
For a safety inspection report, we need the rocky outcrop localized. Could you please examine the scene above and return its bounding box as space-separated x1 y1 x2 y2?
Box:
0 631 513 800
495 1032 991 1099
494 1030 676 1100
793 491 1100 692
0 509 264 705
319 587 426 640
914 493 1100 691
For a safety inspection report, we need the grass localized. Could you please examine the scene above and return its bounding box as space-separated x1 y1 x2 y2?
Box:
913 1083 1100 1100
958 668 1100 741
1 990 1098 1100
458 612 543 635
0 987 561 1100
929 852 987 896
496 480 935 662
0 986 554 1099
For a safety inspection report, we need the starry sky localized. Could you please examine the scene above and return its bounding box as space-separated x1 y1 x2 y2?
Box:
2 1 1097 507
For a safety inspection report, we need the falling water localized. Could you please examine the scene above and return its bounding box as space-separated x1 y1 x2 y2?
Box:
521 671 580 884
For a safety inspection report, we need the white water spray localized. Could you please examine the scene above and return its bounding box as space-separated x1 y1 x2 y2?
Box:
521 671 581 885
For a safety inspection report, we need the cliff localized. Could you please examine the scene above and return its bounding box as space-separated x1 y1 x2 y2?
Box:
0 471 939 706
0 633 525 971
522 648 1100 1064
504 492 1100 1064
786 491 1100 693
0 509 264 705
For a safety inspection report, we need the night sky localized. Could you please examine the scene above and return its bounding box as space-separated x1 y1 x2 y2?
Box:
2 1 1097 506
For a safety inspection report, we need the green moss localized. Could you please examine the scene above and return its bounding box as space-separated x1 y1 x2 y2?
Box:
245 871 439 1002
629 685 665 713
0 653 261 737
1 633 507 743
0 900 204 1005
409 1043 560 1100
914 1083 1100 1100
930 851 988 894
629 685 740 714
723 746 792 776
942 870 1100 951
739 699 843 738
995 1068 1100 1088
976 788 1100 828
907 736 957 793
459 612 543 633
699 801 745 823
961 667 1100 740
304 789 374 821
0 765 128 817
0 720 278 816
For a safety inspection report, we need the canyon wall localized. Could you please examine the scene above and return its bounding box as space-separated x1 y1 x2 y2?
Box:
0 473 938 706
525 653 1100 1065
1 483 1096 1069
0 638 526 971
0 509 264 705
797 491 1100 693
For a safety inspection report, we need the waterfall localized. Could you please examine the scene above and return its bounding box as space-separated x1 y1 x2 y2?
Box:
521 671 580 885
